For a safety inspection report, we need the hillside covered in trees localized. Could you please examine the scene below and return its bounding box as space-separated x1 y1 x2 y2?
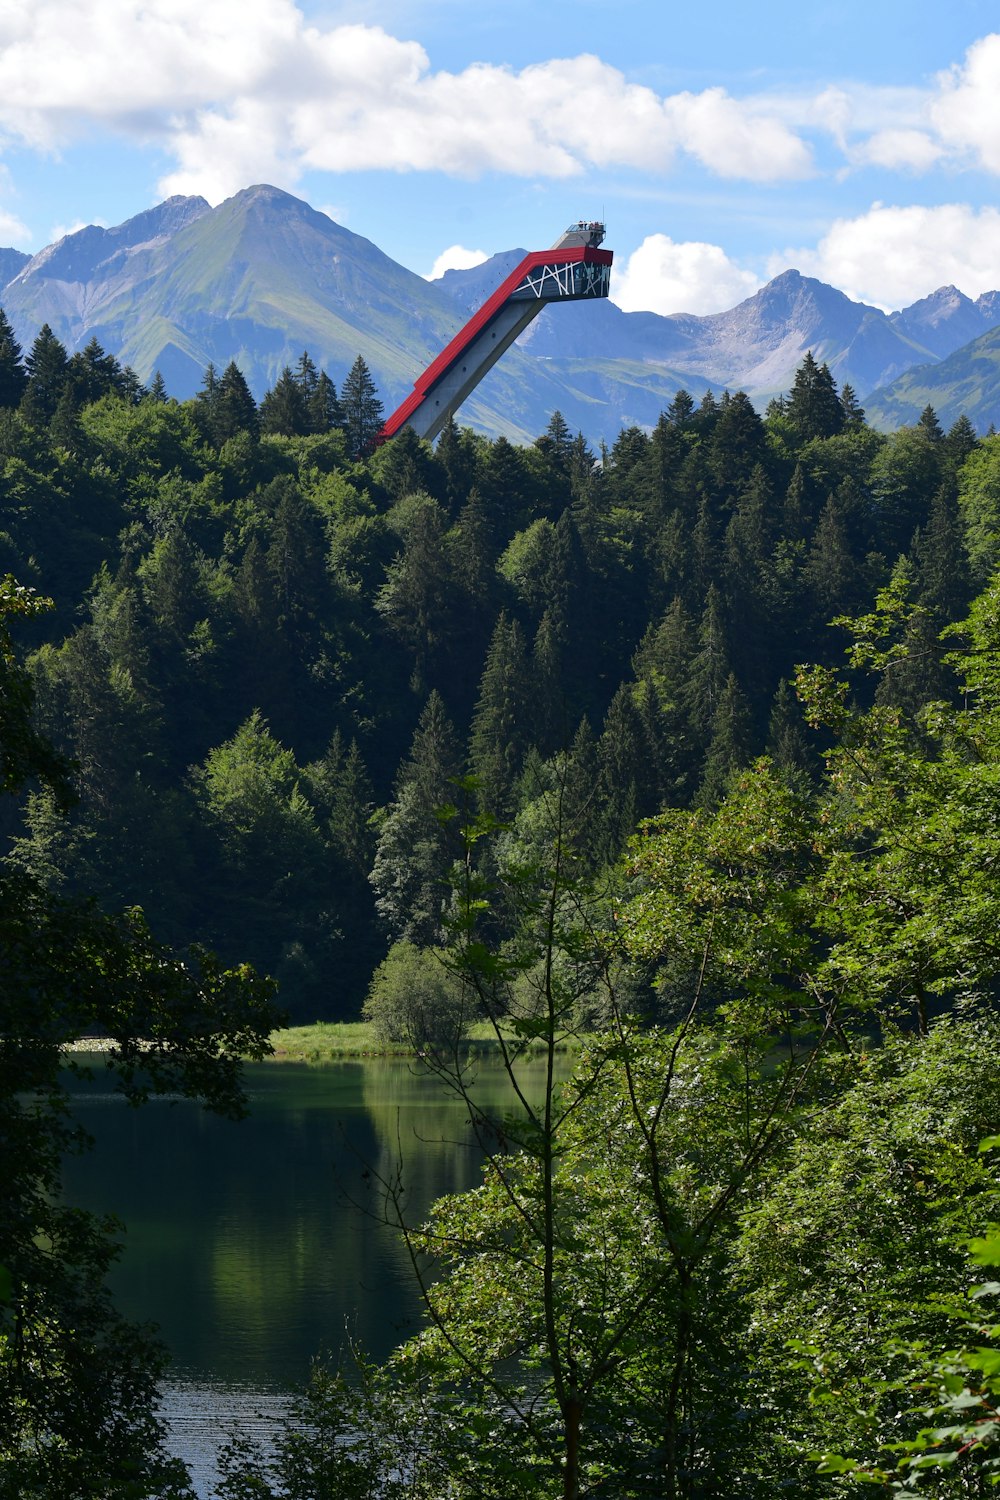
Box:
0 309 989 1022
9 301 1000 1496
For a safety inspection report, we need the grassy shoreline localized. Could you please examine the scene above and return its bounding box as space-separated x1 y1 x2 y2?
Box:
66 1022 584 1065
267 1021 583 1063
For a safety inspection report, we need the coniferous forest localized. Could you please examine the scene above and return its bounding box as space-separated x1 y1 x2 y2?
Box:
6 309 1000 1497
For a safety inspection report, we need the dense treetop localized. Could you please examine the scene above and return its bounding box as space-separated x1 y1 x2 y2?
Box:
0 326 983 1019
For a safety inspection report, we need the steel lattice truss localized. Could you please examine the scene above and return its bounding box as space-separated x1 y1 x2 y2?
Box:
510 258 612 301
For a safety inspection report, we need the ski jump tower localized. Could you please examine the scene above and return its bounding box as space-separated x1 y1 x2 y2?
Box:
378 222 612 445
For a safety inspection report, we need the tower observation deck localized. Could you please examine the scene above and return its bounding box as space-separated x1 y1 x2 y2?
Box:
378 222 612 445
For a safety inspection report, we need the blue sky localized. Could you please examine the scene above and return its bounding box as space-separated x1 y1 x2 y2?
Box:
3 1 1000 314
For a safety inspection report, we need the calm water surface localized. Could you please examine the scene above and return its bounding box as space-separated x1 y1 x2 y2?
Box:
63 1055 553 1497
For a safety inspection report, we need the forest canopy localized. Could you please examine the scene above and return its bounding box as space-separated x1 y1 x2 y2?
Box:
0 322 983 1023
5 321 1000 1495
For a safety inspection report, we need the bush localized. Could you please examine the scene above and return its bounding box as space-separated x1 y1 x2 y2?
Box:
362 941 469 1050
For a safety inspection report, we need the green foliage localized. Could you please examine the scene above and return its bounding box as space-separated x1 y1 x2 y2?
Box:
0 578 281 1499
0 349 981 1031
362 940 470 1048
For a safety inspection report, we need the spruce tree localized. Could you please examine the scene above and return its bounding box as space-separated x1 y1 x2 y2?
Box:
786 351 844 441
697 672 754 807
944 414 978 471
66 336 124 406
341 355 384 459
0 307 27 409
804 492 859 628
193 362 220 442
530 609 565 758
477 434 531 542
48 385 86 455
259 367 308 437
214 362 259 444
469 613 530 820
370 691 464 944
766 678 811 784
293 351 320 412
435 416 478 517
310 370 343 434
840 383 865 430
709 390 769 498
683 584 733 750
535 410 573 476
20 324 69 427
912 484 971 624
918 404 944 443
666 389 696 427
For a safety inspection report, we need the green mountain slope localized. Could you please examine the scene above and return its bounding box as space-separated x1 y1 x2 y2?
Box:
865 326 1000 432
4 184 998 440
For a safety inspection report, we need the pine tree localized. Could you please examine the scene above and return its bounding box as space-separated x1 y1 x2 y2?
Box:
214 362 259 444
469 613 531 820
435 416 478 517
259 367 308 437
666 389 696 427
918 405 944 443
766 678 811 784
683 584 733 750
341 355 384 459
840 384 865 430
944 414 978 471
148 371 168 404
804 492 859 628
309 371 343 434
0 308 27 409
786 351 844 441
293 351 320 412
370 692 464 944
697 672 754 807
20 324 69 427
65 336 124 406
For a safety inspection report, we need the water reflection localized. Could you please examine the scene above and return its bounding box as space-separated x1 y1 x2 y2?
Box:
62 1055 555 1495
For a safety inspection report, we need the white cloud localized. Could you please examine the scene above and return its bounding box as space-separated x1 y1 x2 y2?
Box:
0 209 30 248
0 1 815 201
611 234 762 316
931 33 1000 173
662 88 812 181
427 245 489 280
778 203 1000 310
852 129 943 172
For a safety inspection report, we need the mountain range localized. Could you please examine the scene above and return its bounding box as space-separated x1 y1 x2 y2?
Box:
2 183 1000 442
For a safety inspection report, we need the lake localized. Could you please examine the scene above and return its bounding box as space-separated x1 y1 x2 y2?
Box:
63 1054 555 1497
